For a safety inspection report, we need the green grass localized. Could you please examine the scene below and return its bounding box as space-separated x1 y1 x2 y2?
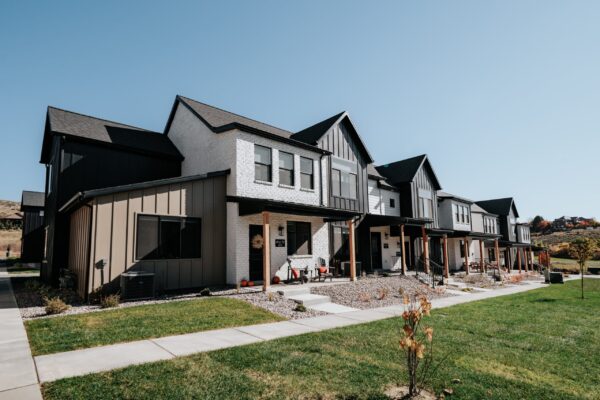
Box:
551 257 600 272
43 280 600 400
7 266 40 274
26 297 284 356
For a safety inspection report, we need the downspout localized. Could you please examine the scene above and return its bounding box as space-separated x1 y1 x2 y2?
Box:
83 203 94 302
319 153 325 206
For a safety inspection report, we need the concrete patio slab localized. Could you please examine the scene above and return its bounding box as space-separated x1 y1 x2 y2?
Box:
35 340 174 382
0 384 43 400
236 321 319 340
152 327 263 357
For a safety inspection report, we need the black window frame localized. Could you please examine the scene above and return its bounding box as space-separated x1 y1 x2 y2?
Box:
135 214 202 261
278 151 295 186
331 168 357 200
300 156 314 190
254 144 272 182
287 221 312 256
389 198 396 208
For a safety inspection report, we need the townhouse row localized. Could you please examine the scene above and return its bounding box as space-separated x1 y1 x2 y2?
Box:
35 96 535 297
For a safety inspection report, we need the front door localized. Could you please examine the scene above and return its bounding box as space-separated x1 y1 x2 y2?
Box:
370 232 382 270
249 225 264 281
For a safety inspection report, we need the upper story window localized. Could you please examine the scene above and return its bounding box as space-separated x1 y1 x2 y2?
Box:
390 198 396 208
254 145 272 182
136 215 202 260
300 157 314 190
454 204 459 222
279 151 294 186
332 169 357 199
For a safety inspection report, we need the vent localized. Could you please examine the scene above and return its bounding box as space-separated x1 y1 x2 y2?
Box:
120 271 155 300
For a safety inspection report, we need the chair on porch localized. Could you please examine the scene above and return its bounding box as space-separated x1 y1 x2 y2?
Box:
287 258 309 284
316 257 333 282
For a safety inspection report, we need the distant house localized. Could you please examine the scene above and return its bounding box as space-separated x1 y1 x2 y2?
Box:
0 211 22 230
20 191 45 264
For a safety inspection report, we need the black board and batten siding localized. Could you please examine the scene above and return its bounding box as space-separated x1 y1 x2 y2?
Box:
316 119 368 213
21 208 45 263
411 166 439 229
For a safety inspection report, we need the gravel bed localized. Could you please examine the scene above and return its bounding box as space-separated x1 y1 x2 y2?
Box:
310 275 454 310
11 277 324 320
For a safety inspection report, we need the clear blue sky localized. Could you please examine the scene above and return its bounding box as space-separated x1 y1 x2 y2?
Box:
1 1 599 220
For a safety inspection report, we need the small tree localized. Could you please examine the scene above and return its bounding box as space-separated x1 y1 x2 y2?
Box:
400 294 436 397
569 238 597 299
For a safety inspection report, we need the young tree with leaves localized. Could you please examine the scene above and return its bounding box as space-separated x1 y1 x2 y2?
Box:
568 238 597 299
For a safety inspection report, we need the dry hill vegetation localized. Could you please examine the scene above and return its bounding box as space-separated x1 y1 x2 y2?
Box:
0 200 21 257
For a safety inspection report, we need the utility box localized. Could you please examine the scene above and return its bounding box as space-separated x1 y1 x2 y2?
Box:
120 271 155 300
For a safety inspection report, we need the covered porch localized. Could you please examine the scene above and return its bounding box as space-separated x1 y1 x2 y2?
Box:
227 196 361 291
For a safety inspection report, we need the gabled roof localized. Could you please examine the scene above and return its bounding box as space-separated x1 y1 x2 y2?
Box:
21 191 45 209
165 96 329 154
437 191 473 204
375 154 442 190
40 107 183 163
476 198 519 218
367 164 384 179
470 203 498 217
291 112 374 163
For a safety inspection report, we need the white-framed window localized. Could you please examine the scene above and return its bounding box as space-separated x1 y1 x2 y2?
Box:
254 145 272 182
332 168 357 199
300 157 314 189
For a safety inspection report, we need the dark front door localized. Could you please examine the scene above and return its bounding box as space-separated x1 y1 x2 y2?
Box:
370 232 382 270
249 225 264 281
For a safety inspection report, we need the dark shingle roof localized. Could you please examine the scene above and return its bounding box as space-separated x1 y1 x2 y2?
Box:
476 198 519 218
291 112 345 144
437 191 473 204
21 191 45 209
177 96 293 138
41 107 183 163
376 154 442 190
367 164 384 179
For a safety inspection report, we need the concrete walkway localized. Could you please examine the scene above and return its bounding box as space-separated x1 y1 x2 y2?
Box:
0 268 42 400
34 279 549 383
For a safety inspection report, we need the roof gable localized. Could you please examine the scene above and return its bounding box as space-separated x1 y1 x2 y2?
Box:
291 112 373 163
375 154 442 190
476 197 519 218
40 107 183 163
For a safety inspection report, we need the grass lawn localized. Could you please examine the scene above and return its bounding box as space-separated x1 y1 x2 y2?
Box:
43 280 600 400
551 257 600 273
26 297 284 356
7 266 40 274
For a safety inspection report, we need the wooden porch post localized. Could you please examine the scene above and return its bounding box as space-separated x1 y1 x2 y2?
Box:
421 226 430 274
463 237 470 275
494 239 500 270
262 211 270 292
517 247 522 274
524 248 530 273
348 219 357 281
400 224 407 275
443 234 449 278
479 239 485 273
530 247 535 272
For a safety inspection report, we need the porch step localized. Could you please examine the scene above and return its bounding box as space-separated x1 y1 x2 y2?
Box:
287 293 331 307
276 287 311 297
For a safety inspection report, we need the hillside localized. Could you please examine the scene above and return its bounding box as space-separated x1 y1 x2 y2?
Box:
0 200 22 258
0 199 20 218
532 229 600 248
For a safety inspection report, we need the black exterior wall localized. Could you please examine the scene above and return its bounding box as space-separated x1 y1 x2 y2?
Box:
21 206 45 263
42 136 181 284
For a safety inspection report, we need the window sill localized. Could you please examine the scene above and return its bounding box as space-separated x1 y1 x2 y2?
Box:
300 187 315 193
254 179 273 186
278 184 295 190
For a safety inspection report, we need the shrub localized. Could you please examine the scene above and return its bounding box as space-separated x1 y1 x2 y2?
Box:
199 288 211 297
44 297 69 315
358 292 371 302
377 287 389 300
100 294 120 308
24 279 41 291
294 304 307 312
267 292 275 302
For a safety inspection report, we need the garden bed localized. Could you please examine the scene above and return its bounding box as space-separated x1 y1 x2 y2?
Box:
310 274 453 309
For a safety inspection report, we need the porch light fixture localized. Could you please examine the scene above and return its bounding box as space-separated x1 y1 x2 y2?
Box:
278 225 284 236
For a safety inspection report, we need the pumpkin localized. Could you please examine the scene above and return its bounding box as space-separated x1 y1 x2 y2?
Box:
247 281 255 287
240 279 248 287
272 276 280 284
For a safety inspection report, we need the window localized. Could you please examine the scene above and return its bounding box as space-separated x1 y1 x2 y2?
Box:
300 157 314 189
459 240 465 258
278 151 294 186
390 198 396 208
348 173 357 199
287 221 312 255
47 163 53 195
465 207 470 223
136 215 202 260
454 204 460 223
254 145 272 182
332 169 341 196
420 197 433 218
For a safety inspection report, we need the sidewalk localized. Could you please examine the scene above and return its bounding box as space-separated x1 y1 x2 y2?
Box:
0 268 42 400
35 279 547 383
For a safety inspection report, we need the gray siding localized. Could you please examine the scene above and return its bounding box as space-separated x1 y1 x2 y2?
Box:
411 166 439 228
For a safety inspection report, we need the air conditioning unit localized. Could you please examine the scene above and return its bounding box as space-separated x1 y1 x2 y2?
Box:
120 271 155 300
